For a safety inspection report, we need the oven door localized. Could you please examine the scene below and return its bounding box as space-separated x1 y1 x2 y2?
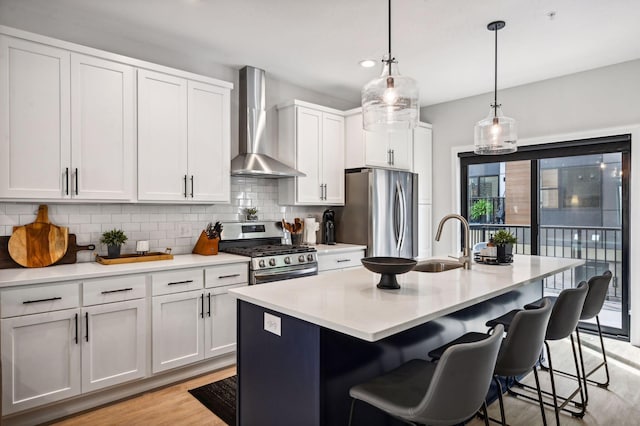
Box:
251 263 318 285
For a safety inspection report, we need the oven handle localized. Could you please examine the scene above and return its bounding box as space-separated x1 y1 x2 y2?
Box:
253 266 318 281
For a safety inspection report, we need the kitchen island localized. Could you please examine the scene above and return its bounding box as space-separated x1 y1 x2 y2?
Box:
230 255 583 426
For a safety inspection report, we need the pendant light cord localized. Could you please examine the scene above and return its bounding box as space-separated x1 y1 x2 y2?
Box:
493 24 498 117
388 0 392 59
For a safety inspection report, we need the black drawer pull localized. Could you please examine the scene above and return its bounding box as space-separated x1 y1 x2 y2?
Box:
85 312 89 342
336 259 352 263
74 313 79 344
218 273 241 279
23 297 62 304
101 287 133 295
167 280 194 286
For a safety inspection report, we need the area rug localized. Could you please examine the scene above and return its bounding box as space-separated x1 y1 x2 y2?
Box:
189 375 237 425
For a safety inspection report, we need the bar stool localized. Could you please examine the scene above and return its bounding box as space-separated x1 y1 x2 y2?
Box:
428 299 553 426
525 270 613 405
348 325 504 426
492 282 589 424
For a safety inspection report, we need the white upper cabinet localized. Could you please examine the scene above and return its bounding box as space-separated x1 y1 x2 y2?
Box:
412 123 433 204
0 36 71 199
71 53 135 200
344 108 413 171
278 101 345 206
0 36 136 201
138 70 231 203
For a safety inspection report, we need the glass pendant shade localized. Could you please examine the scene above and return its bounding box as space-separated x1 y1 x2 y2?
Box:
474 106 517 154
362 59 419 132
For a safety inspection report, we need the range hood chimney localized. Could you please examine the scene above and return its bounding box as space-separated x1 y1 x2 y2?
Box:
231 66 305 178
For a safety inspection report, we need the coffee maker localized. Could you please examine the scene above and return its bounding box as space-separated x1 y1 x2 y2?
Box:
322 209 336 245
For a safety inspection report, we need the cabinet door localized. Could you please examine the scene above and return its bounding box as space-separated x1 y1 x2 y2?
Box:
71 54 135 200
321 113 345 205
137 69 188 201
81 299 146 393
364 130 391 168
388 130 412 170
295 107 323 204
1 309 80 414
187 80 230 203
413 125 433 204
204 283 246 359
418 204 433 258
0 36 70 199
152 290 204 373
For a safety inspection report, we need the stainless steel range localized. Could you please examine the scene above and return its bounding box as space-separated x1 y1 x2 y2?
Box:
219 222 318 285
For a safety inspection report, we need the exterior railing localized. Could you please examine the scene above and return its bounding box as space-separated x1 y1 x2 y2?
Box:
469 224 622 303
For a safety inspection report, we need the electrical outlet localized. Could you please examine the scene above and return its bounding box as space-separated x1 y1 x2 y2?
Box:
264 312 281 336
178 223 192 238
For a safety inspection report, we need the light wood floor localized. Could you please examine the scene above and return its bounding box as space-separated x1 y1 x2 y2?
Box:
51 338 640 426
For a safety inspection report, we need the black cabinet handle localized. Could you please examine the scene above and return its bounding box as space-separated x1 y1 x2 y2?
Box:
167 280 194 286
391 149 395 165
218 273 240 279
184 174 188 198
190 175 194 198
85 312 89 342
23 296 62 304
336 259 352 263
65 168 69 195
207 292 211 317
101 287 133 295
74 313 78 344
200 294 204 319
75 168 79 195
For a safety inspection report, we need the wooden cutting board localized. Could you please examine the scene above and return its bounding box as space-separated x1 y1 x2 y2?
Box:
0 234 95 269
8 205 69 268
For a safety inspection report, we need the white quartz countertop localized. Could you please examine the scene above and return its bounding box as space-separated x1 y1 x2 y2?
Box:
230 255 583 342
0 253 249 288
314 243 367 254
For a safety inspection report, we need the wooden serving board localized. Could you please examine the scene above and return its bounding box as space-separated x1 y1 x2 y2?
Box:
96 252 174 265
8 205 68 267
1 234 96 269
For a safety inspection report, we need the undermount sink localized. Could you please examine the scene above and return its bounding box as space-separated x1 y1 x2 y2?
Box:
413 260 465 273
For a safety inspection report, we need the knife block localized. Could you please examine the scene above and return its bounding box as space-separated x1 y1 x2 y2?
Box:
192 231 219 255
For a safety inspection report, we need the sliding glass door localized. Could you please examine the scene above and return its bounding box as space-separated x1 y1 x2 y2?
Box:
460 135 630 338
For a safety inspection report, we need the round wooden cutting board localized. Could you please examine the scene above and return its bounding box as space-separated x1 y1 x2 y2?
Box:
8 205 69 268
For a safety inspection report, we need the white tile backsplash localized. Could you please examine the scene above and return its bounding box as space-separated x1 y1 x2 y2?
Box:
0 177 332 262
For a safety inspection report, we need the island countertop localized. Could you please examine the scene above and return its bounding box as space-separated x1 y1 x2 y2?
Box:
230 255 583 341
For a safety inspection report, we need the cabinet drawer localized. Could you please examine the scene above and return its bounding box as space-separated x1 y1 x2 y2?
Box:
83 275 146 306
1 282 80 318
151 268 203 296
318 250 365 272
205 263 248 288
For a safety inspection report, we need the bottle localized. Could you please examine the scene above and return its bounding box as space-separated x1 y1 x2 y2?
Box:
487 235 497 260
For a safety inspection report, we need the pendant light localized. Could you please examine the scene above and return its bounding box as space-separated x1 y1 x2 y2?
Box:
361 0 419 132
474 20 517 155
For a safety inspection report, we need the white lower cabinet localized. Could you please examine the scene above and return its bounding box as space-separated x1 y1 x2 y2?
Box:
81 299 146 393
1 308 81 414
205 283 246 358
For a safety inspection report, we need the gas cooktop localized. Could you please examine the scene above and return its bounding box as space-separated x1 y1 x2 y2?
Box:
221 244 315 258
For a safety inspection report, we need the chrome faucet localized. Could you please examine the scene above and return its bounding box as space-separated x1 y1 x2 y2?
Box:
435 214 472 270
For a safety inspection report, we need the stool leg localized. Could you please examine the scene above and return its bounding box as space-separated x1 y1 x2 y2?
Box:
494 376 507 426
595 315 611 387
482 401 490 426
545 341 561 426
532 366 548 426
575 328 589 405
569 334 586 417
348 398 356 426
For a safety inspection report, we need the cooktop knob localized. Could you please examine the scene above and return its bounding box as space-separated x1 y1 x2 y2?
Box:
307 254 314 262
284 256 291 264
298 255 306 262
258 259 266 268
269 258 276 266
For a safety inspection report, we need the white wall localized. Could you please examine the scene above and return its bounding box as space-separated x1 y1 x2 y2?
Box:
422 59 640 344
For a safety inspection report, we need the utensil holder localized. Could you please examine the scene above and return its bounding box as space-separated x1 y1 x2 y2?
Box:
192 231 219 255
291 233 302 246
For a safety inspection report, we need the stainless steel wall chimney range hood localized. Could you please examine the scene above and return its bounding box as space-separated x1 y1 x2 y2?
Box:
230 66 305 178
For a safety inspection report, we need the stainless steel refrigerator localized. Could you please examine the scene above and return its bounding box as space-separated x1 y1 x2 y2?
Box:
337 168 418 258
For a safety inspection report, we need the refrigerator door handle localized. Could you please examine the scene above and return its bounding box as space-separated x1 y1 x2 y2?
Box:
394 180 405 254
397 180 407 253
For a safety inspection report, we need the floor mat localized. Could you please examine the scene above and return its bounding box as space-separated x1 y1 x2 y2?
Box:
189 375 236 425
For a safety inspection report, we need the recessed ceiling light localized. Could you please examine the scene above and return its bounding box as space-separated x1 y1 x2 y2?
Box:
359 59 377 68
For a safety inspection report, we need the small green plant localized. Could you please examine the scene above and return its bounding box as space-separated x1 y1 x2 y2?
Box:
100 229 128 247
245 207 258 216
470 199 493 220
493 229 517 245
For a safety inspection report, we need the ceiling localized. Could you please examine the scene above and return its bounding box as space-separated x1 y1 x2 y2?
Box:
1 0 639 107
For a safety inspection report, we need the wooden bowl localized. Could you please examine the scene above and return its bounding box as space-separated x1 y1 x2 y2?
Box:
361 257 417 290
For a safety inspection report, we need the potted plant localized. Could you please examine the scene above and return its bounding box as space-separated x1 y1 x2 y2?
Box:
493 229 517 263
101 228 128 258
470 199 493 223
245 207 258 221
